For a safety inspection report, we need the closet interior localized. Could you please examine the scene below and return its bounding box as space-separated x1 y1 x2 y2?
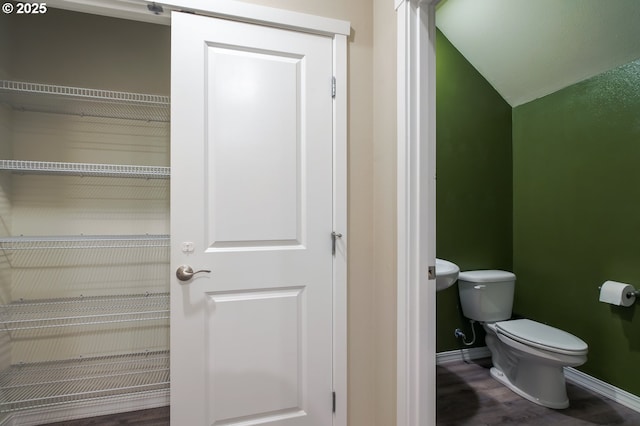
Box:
0 8 171 419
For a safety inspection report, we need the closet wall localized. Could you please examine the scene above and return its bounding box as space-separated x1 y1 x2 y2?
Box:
0 8 171 415
0 13 10 378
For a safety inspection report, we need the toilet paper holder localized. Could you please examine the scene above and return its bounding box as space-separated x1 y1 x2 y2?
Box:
598 285 640 300
629 290 640 299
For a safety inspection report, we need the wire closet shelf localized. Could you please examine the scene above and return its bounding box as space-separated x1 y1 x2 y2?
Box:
0 350 169 413
0 79 172 416
0 160 170 179
0 80 170 122
0 234 170 251
0 293 170 331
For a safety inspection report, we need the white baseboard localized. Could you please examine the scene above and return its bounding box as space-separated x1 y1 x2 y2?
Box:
436 347 491 364
565 367 640 413
0 389 169 426
436 346 640 414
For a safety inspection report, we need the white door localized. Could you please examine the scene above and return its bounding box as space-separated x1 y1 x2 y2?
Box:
170 11 335 426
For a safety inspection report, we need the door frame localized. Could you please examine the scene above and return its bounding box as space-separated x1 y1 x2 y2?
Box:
395 0 438 426
44 2 349 426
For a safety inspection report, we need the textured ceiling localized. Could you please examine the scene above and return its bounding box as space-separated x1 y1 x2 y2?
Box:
436 0 640 107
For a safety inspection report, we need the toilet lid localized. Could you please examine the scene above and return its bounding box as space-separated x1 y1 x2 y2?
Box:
495 319 588 355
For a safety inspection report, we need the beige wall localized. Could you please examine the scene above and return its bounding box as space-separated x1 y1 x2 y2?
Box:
373 0 397 425
6 9 170 94
0 13 9 79
0 11 12 378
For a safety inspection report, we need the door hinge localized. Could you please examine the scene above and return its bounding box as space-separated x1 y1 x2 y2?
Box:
331 231 342 255
332 391 336 413
428 265 436 280
331 76 336 98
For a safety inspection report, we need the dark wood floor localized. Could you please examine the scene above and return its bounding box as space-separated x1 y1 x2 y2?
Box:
42 358 640 425
43 406 170 426
437 358 640 425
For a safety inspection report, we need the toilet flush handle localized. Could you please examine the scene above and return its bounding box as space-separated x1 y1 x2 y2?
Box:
474 285 486 290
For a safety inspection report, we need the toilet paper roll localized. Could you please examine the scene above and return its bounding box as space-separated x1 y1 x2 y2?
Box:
599 280 636 307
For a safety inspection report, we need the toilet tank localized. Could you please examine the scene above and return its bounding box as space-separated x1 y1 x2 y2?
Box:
457 270 516 322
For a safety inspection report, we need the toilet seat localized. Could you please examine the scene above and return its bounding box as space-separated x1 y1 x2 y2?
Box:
495 319 588 356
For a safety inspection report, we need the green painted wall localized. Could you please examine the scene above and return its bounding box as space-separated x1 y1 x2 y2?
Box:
435 30 512 351
437 19 640 397
513 59 640 394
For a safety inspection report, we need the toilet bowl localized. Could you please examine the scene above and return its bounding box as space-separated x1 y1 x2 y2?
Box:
458 270 588 409
484 319 587 408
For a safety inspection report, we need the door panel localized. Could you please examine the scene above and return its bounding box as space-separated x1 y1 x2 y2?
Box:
171 11 334 426
206 287 305 422
206 46 302 246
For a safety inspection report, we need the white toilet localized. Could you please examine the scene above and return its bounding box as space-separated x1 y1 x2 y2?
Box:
457 270 588 409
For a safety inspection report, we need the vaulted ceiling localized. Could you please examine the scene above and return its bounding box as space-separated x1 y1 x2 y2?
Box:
436 0 640 106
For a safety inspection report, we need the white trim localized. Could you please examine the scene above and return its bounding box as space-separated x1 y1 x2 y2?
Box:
397 1 438 426
396 3 409 423
1 390 168 426
435 347 492 365
332 33 348 426
565 367 640 414
46 0 351 35
161 0 350 35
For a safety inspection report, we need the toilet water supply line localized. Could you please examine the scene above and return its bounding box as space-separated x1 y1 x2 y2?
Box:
454 320 477 346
